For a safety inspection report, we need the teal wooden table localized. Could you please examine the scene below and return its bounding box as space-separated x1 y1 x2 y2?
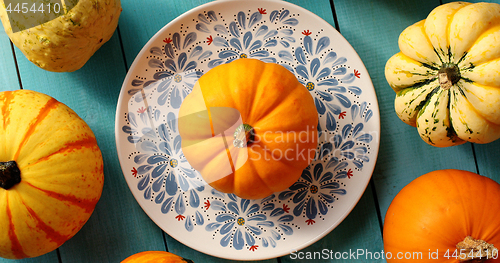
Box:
1 0 500 262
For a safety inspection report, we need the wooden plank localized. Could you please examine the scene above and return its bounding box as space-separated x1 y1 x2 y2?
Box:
287 0 335 28
0 33 20 91
0 254 58 263
4 29 166 262
475 142 500 179
118 0 209 69
332 0 479 224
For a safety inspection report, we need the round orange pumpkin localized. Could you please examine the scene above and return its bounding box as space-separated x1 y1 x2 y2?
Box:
121 251 193 263
383 169 500 262
0 90 104 259
178 58 318 199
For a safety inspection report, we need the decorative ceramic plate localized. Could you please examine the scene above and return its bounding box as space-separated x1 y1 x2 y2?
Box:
115 0 380 260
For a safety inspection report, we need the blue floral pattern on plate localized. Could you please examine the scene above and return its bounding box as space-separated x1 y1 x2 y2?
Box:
116 1 379 260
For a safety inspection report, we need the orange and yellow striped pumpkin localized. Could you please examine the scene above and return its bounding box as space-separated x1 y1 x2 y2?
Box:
121 251 193 263
0 90 104 259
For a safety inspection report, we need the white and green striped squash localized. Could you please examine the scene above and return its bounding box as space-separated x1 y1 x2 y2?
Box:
385 2 500 147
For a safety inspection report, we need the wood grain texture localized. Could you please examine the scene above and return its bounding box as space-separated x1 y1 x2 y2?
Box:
0 34 20 91
287 0 335 28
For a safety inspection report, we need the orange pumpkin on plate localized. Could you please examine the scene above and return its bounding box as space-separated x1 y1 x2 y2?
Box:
0 90 103 259
383 169 500 262
178 58 318 199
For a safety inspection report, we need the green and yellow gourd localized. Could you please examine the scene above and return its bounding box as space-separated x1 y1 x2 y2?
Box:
385 2 500 147
0 0 121 72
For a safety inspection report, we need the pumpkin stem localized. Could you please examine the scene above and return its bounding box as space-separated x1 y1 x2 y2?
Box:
0 161 21 190
233 124 254 148
438 63 461 90
456 236 498 262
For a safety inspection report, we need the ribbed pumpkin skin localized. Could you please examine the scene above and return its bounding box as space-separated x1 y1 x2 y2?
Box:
121 251 193 263
179 58 318 200
385 2 500 147
383 169 500 262
0 90 103 259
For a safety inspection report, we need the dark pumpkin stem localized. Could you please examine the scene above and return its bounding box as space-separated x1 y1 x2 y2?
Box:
233 124 254 148
456 236 498 262
438 63 461 90
0 161 21 190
